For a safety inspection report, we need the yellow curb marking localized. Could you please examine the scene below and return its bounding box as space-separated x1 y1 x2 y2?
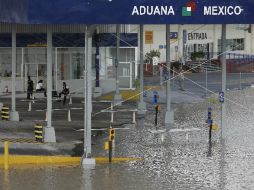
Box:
0 138 41 144
0 155 142 167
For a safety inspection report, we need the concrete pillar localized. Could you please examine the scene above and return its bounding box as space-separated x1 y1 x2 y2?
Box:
178 25 183 62
245 25 252 54
213 25 218 59
113 24 123 106
44 25 56 143
164 24 174 127
138 24 147 115
82 27 95 168
10 24 19 121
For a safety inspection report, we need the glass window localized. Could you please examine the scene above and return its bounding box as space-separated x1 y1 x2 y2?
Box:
218 38 244 54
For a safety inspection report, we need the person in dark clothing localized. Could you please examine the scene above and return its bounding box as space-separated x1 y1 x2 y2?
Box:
27 76 34 99
59 82 69 105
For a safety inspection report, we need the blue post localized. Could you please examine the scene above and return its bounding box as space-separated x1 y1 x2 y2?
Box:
153 91 158 105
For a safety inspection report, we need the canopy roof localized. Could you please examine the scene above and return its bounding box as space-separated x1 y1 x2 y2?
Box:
0 0 253 24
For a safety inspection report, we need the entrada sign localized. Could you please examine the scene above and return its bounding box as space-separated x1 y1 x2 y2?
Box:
188 33 208 41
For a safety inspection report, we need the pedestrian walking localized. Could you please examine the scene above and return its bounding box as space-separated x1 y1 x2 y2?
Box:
178 68 185 91
27 76 34 99
58 82 70 105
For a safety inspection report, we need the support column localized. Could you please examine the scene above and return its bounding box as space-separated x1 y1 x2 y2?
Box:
213 25 218 58
221 24 227 138
113 24 122 106
82 27 95 168
182 29 187 66
44 25 56 143
10 24 19 121
177 25 183 62
164 24 174 126
138 24 147 115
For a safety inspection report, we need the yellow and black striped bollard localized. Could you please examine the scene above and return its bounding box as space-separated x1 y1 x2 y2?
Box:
1 106 9 121
34 124 43 142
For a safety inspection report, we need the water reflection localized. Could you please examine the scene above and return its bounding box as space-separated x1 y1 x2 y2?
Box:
219 138 226 190
2 89 254 189
4 170 10 190
81 168 93 190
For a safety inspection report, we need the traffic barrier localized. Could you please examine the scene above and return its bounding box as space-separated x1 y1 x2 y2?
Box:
34 124 43 142
68 109 71 122
28 101 32 111
1 106 9 121
45 111 47 121
69 94 72 105
132 111 136 124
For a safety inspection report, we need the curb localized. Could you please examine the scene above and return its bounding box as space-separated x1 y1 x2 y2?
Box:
0 155 142 167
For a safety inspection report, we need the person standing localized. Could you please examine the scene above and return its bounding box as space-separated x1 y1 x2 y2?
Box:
59 82 69 105
27 76 34 99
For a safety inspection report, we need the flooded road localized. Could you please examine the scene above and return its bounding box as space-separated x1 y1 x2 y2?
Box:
1 89 254 190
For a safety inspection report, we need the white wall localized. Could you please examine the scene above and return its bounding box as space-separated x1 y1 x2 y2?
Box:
132 24 253 63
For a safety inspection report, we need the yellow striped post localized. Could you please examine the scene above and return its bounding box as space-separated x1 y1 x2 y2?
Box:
34 124 43 142
1 106 9 121
4 141 9 170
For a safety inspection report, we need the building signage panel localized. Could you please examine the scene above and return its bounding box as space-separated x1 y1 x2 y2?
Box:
145 31 154 44
186 31 214 43
0 0 253 24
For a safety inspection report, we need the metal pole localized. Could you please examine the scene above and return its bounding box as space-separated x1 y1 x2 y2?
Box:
109 140 112 163
206 68 208 97
11 25 16 112
83 29 88 157
182 29 187 67
44 25 56 143
172 67 175 87
113 24 122 105
160 66 163 86
138 24 146 114
164 25 174 126
221 24 227 138
239 72 242 90
36 64 39 84
55 47 58 91
25 64 27 92
21 48 24 91
155 105 158 127
10 24 19 121
86 37 92 156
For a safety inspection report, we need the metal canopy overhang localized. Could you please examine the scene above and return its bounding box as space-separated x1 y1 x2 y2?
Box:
0 0 253 24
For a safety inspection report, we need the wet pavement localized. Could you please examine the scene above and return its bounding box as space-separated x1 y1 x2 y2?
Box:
1 87 254 189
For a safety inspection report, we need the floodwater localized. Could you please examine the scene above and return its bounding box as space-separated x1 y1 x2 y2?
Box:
1 89 254 190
